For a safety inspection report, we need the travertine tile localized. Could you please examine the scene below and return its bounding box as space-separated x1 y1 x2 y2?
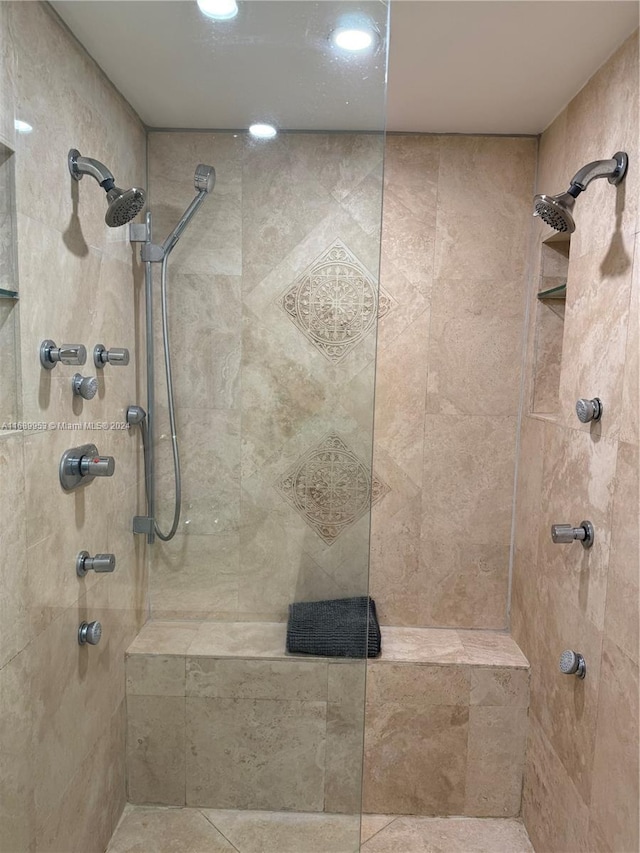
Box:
127 696 186 806
379 627 466 663
360 815 397 844
366 663 470 706
242 134 336 294
154 407 241 536
420 416 517 628
363 702 469 815
526 578 603 805
289 132 383 203
538 415 618 625
369 498 423 626
37 702 126 853
469 667 530 706
458 631 529 668
185 697 326 811
127 621 200 656
126 655 186 697
360 815 534 852
151 533 239 620
589 638 639 853
558 240 634 440
324 699 365 815
620 238 639 445
381 184 437 295
565 31 639 260
531 298 564 414
0 432 28 669
0 649 36 853
107 806 236 853
434 136 537 281
522 714 590 853
203 808 360 853
189 621 287 658
373 307 430 484
426 278 525 416
186 658 327 701
604 441 639 663
464 706 528 816
148 132 242 277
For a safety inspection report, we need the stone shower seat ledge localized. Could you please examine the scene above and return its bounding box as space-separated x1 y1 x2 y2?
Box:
127 621 529 669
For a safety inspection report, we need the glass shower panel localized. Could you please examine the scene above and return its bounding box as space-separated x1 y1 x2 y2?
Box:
147 2 388 846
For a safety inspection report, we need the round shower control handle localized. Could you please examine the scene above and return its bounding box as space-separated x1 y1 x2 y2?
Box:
576 397 603 423
559 650 586 679
76 551 116 577
79 454 115 478
94 344 130 368
72 373 98 400
40 340 87 370
551 521 594 548
78 621 102 646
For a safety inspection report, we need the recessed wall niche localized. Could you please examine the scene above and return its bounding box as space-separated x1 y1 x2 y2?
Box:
531 233 569 416
0 140 20 424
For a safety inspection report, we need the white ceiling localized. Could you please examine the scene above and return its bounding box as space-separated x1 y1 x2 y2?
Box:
52 0 638 135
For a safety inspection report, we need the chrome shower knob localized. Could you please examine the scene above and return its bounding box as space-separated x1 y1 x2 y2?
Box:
72 373 98 400
551 520 594 549
576 397 603 423
78 621 102 646
76 551 116 577
40 340 87 370
59 443 116 491
79 455 115 478
93 344 130 368
559 650 586 679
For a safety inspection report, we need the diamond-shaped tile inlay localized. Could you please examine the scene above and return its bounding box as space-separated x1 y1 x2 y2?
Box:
280 239 393 364
276 433 389 544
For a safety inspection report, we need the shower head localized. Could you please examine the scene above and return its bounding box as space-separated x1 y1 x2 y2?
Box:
533 192 577 234
105 187 146 228
194 164 215 194
533 151 628 234
68 148 146 227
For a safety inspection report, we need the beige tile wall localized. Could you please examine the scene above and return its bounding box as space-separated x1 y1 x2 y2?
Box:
147 130 536 631
0 4 148 852
147 131 386 622
371 134 537 629
512 31 639 853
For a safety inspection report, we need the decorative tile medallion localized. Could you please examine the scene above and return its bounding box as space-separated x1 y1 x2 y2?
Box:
280 239 393 364
276 433 389 544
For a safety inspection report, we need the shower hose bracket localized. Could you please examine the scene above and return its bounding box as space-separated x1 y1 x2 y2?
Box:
140 242 166 263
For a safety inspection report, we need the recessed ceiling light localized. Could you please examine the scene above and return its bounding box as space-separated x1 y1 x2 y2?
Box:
14 119 33 134
249 123 277 140
197 0 238 21
332 27 374 52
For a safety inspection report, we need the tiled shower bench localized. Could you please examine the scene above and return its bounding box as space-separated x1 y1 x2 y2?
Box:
125 622 529 817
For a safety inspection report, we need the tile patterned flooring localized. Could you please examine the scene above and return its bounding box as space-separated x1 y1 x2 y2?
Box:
106 806 535 853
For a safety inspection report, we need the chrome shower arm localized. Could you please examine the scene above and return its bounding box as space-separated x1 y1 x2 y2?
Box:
161 190 208 256
69 151 115 186
570 152 628 192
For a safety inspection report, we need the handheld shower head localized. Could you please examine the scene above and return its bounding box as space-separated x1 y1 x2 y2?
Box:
533 192 577 234
533 151 628 234
68 148 146 227
194 164 215 194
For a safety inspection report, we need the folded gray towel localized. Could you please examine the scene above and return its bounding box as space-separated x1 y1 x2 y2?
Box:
286 596 381 658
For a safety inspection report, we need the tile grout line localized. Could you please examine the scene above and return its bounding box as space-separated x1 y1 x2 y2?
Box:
199 809 243 853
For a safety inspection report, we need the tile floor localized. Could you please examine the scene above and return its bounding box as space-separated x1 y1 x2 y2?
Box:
106 806 535 852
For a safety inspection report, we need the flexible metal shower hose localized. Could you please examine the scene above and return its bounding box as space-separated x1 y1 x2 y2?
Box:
155 254 182 541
